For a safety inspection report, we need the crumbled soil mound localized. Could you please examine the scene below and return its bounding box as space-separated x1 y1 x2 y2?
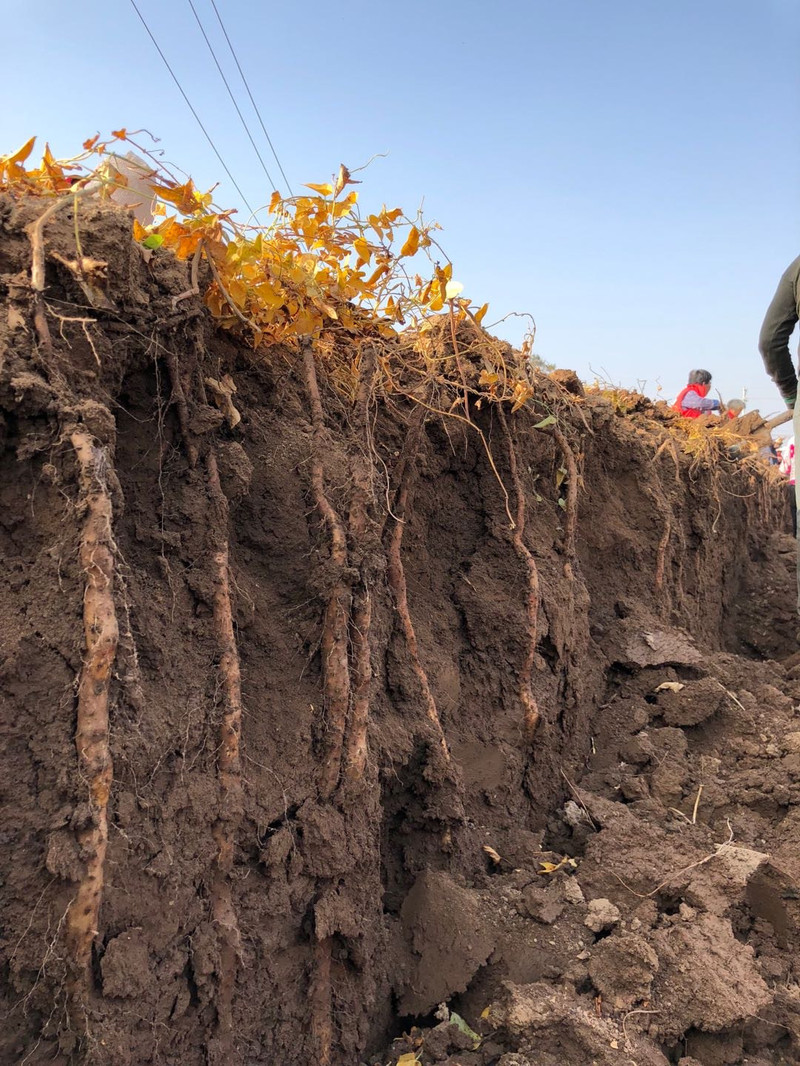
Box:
1 197 798 1066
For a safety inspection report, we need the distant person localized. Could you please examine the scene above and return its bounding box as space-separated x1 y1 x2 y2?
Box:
726 398 745 420
758 255 800 412
672 370 721 417
779 435 797 537
760 442 779 467
759 256 800 609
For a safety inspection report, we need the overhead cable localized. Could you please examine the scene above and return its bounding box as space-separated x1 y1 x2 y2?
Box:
209 0 294 196
186 0 280 193
128 0 256 216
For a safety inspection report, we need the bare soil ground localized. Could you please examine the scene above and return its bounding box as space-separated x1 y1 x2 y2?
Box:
1 198 798 1066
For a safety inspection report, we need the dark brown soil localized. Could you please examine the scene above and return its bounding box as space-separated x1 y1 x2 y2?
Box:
1 197 799 1066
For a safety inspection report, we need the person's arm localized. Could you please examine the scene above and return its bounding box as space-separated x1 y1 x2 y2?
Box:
758 257 800 406
681 391 719 412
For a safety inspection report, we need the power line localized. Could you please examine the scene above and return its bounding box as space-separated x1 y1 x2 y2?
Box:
209 0 294 197
128 0 256 217
186 0 279 194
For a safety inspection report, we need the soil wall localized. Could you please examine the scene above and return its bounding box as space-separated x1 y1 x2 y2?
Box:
0 199 796 1065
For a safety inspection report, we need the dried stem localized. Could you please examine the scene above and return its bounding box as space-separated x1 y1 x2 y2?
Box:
498 406 541 738
203 240 257 331
691 784 704 824
64 427 118 1016
26 186 95 349
447 301 470 421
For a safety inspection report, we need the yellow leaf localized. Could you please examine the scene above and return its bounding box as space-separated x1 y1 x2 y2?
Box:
40 143 71 188
353 237 372 265
176 233 203 259
268 190 282 213
4 136 36 168
111 128 127 140
150 179 209 215
365 263 390 287
312 296 339 320
400 226 420 257
331 198 355 219
474 302 489 325
396 1055 420 1066
132 219 147 242
483 845 501 864
304 182 333 196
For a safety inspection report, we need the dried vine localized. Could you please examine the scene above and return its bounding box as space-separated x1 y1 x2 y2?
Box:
26 187 95 351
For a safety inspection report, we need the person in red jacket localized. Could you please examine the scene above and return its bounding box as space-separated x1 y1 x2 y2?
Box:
672 369 721 417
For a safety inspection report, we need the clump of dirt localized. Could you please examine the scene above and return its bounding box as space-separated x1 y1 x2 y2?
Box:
1 195 798 1066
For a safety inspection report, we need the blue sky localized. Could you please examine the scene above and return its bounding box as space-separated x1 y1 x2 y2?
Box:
5 0 800 415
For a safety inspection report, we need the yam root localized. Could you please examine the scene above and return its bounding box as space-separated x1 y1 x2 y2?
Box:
206 451 244 1042
498 407 541 738
552 423 579 566
164 349 199 467
302 342 352 799
385 407 450 761
343 345 378 781
310 935 333 1066
64 428 118 1010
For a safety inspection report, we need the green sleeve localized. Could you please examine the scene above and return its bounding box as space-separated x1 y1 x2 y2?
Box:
759 255 800 404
